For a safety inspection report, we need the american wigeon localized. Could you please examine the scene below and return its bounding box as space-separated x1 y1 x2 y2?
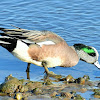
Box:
0 27 100 76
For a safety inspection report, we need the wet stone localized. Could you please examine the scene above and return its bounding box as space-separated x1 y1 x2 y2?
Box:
93 89 100 94
15 93 22 100
61 92 73 99
75 77 85 85
0 76 22 93
32 88 42 95
74 94 85 100
83 75 90 81
98 82 100 88
59 75 75 83
44 79 53 85
25 81 43 91
66 75 75 83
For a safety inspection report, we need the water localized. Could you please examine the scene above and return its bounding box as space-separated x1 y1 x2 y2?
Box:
0 0 100 99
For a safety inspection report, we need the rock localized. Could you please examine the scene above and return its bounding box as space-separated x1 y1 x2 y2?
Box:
66 75 75 83
83 75 90 81
61 92 73 99
0 76 22 93
32 88 42 95
75 77 85 85
44 79 53 85
98 82 100 88
74 94 85 100
93 89 100 96
0 93 7 96
94 95 100 99
15 93 22 100
19 85 28 92
50 91 58 97
22 92 31 99
5 74 13 81
25 81 43 91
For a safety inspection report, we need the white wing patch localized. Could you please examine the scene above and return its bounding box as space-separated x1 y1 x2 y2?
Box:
37 41 55 47
22 39 35 44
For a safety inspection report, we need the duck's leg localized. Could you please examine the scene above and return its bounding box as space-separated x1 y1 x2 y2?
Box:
26 71 30 79
42 61 62 79
26 63 31 72
42 61 53 75
42 61 49 74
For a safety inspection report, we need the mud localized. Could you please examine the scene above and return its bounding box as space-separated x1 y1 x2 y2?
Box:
0 74 99 100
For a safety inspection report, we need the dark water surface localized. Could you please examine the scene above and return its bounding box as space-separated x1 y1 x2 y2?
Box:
0 0 100 99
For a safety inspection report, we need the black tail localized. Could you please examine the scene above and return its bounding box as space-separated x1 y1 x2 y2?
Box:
0 37 17 52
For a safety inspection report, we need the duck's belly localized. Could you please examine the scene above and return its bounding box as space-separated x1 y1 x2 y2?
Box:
42 57 62 68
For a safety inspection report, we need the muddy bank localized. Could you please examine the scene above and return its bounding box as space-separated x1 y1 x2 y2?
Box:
0 74 99 100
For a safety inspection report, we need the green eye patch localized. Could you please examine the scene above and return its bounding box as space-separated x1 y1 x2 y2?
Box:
74 44 95 55
81 48 95 53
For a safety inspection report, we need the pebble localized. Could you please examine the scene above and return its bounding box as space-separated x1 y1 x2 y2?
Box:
32 88 42 95
83 75 90 81
98 82 100 88
66 75 75 83
74 94 86 100
15 93 22 100
76 77 85 85
61 92 73 99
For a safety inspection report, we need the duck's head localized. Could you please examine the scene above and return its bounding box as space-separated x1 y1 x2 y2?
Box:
73 44 100 69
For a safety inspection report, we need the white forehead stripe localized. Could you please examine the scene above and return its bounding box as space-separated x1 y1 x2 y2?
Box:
37 41 55 47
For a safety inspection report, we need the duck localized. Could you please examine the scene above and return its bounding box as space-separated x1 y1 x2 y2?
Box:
0 26 100 76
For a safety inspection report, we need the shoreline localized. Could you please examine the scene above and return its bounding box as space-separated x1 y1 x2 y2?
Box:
0 74 99 100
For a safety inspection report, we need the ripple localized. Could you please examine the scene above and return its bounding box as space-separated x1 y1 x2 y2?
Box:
0 0 100 85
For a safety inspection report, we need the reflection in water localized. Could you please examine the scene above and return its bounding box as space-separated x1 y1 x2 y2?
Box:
26 63 31 72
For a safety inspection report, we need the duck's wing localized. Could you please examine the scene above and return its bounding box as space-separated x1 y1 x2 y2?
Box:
0 28 64 45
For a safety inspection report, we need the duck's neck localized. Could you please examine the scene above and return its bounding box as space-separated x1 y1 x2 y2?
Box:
70 46 80 59
70 46 75 51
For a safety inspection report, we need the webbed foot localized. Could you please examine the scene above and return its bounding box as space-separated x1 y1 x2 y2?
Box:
46 71 62 79
42 61 62 79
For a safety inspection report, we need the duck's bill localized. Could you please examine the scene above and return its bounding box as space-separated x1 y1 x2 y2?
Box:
94 61 100 69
